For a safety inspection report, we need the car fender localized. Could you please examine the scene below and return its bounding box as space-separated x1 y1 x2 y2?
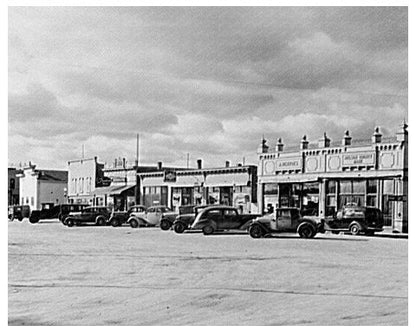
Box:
248 220 269 233
127 216 148 226
349 220 363 230
297 220 317 234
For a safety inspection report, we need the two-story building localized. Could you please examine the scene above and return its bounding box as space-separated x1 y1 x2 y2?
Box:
17 164 68 211
67 156 108 205
257 123 408 233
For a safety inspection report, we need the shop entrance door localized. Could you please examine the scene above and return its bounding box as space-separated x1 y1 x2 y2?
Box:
382 195 393 227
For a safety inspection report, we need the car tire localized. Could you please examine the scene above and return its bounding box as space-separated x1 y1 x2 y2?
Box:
349 223 361 236
160 219 171 231
95 216 106 226
29 216 39 224
249 224 264 238
331 231 340 234
298 224 316 238
110 217 119 227
17 216 23 222
202 225 214 235
66 219 74 227
174 223 186 234
130 219 139 228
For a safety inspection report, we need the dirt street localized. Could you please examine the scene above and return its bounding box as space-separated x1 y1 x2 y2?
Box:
8 220 407 325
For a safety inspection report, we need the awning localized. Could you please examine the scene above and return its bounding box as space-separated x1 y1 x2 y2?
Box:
90 184 135 196
260 177 319 184
109 184 135 195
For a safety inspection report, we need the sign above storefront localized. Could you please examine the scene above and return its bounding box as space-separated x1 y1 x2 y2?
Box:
275 158 302 171
164 170 177 182
342 152 375 166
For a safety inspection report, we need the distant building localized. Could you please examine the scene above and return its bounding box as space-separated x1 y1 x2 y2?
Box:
91 158 163 210
138 160 258 213
67 156 107 205
257 123 408 233
17 164 68 211
8 167 22 206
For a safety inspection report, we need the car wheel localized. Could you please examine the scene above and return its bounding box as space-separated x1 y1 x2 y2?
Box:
174 223 186 234
298 224 316 238
130 219 139 228
17 216 23 222
202 225 214 235
349 223 361 236
95 216 106 226
10 215 15 222
29 216 39 224
160 219 171 231
249 224 264 239
66 219 74 227
331 231 340 234
109 217 119 227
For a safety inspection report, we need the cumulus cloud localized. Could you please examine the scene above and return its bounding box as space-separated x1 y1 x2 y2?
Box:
8 7 408 169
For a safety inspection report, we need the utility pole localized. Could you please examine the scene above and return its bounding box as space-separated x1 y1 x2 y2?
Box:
186 153 190 169
136 133 140 166
82 144 85 159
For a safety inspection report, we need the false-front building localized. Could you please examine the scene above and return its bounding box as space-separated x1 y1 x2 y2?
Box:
257 123 408 233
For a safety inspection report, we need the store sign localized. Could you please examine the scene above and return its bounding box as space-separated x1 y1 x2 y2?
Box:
342 152 375 166
164 170 177 182
275 158 301 171
388 195 404 202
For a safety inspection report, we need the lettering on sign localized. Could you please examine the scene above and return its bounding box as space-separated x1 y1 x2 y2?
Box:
342 153 375 166
275 158 301 171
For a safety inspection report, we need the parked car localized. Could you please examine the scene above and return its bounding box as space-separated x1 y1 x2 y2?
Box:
109 205 147 227
324 205 384 235
127 205 173 228
191 206 261 235
8 205 30 221
64 206 111 227
248 208 324 239
172 205 211 233
29 203 89 224
160 205 195 231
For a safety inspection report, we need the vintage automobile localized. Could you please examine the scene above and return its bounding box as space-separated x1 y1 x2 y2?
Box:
191 206 261 235
172 205 211 233
64 206 111 227
29 203 89 224
109 205 147 227
160 205 195 231
248 208 324 239
324 205 384 235
127 205 173 228
8 205 31 221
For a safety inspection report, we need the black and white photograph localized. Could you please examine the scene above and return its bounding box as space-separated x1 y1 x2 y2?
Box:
6 2 409 326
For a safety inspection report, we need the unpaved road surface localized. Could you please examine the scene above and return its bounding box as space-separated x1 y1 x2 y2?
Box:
8 220 407 325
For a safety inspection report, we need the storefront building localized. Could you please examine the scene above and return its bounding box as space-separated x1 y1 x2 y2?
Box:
139 161 258 213
257 123 408 233
17 164 68 211
67 156 108 205
90 158 164 210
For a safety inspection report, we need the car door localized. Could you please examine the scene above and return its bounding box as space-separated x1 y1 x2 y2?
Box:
290 209 301 231
204 209 223 227
222 208 241 229
146 207 161 225
81 208 94 222
277 209 292 230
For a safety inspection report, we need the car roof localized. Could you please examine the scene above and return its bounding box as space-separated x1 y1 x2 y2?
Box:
200 205 237 211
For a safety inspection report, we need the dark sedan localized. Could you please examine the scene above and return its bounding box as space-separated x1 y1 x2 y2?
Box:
191 206 261 235
64 206 111 227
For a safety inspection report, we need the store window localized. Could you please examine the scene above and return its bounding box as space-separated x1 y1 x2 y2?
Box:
302 182 319 216
339 180 365 207
366 179 377 207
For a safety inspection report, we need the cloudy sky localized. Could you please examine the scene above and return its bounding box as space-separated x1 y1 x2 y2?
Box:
8 6 408 170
